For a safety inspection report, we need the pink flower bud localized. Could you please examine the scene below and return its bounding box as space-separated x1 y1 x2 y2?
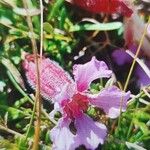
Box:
22 54 73 101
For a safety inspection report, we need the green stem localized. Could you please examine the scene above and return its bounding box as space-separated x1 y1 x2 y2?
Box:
24 97 36 142
7 71 33 104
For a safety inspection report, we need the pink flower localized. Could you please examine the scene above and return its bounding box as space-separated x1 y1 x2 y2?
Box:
23 55 130 150
22 54 73 100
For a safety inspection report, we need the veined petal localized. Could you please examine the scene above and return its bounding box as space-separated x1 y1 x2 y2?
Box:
89 86 130 118
73 56 112 92
55 83 77 104
22 55 74 101
73 114 107 149
50 118 75 150
72 114 107 150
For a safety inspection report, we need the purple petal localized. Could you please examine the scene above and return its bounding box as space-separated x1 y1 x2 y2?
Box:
22 55 74 101
148 25 150 37
72 114 107 150
112 49 132 65
50 118 75 150
89 86 130 118
135 61 150 87
73 57 112 92
112 45 138 66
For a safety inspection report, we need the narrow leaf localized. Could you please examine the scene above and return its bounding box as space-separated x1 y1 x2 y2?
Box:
69 22 123 32
126 142 146 150
13 8 40 16
1 57 25 89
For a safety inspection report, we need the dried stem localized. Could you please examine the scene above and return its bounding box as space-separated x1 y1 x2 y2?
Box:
40 0 43 58
0 125 23 137
22 0 41 150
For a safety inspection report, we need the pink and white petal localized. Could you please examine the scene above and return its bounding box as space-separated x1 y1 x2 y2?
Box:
55 83 77 104
50 118 75 150
22 55 74 102
89 86 130 118
72 114 107 150
73 57 112 92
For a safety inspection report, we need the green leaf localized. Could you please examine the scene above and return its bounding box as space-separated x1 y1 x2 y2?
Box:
0 105 26 120
0 0 17 8
43 22 54 34
14 97 29 108
1 57 25 89
16 137 28 150
48 0 64 20
69 22 123 32
126 142 146 150
134 111 150 121
0 139 19 150
0 16 13 25
133 119 150 135
13 8 40 16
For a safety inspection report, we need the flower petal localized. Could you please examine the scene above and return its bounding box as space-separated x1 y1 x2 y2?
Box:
112 49 132 66
49 102 61 119
50 118 75 150
135 61 150 87
112 45 138 66
73 56 112 92
89 86 130 118
72 114 107 149
55 83 76 104
22 55 74 101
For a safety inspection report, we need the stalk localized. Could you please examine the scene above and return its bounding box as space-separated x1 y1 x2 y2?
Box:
124 17 150 92
22 0 41 149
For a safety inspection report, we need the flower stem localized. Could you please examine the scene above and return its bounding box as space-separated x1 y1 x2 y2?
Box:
40 0 43 58
7 71 33 104
124 17 150 139
124 16 150 92
117 16 150 136
22 0 41 149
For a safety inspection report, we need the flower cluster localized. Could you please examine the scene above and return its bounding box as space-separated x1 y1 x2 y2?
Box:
23 55 130 150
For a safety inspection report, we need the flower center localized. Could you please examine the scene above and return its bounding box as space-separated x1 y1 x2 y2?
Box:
62 93 89 119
